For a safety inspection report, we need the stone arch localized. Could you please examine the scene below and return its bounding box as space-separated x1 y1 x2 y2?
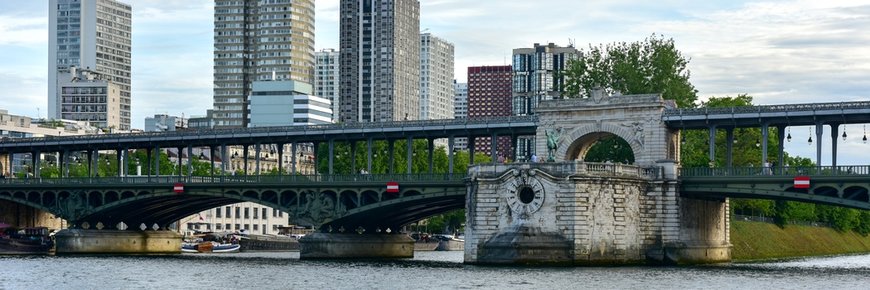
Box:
557 123 643 163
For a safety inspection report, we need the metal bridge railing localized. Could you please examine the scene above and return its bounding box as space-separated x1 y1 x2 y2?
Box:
0 173 468 186
663 101 870 117
680 165 870 177
0 115 539 145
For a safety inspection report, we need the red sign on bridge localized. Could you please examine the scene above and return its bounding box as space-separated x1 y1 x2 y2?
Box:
173 183 185 194
793 176 810 189
386 182 399 193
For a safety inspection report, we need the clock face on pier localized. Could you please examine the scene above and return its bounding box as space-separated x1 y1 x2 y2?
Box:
505 174 545 217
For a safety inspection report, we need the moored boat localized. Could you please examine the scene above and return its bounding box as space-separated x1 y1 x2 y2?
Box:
0 225 54 255
181 241 240 253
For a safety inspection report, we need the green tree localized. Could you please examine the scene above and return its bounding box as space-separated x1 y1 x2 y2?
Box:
563 34 698 108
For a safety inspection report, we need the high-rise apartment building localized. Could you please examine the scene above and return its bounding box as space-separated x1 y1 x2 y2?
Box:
453 80 468 150
420 33 455 120
339 0 420 123
512 43 580 159
315 49 340 122
49 0 132 130
468 66 513 158
213 0 315 128
512 43 580 116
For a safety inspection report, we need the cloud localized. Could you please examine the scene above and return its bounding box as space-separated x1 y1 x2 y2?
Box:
0 15 47 47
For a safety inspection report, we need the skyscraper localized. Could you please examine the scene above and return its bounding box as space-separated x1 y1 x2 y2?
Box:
213 0 315 128
512 43 580 159
49 0 132 130
512 43 580 116
420 33 455 120
339 0 420 123
468 66 513 158
315 49 340 122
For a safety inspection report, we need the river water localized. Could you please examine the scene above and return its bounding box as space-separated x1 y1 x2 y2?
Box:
3 251 869 289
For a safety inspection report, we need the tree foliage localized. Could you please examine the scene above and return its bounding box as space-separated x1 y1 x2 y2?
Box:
563 34 698 108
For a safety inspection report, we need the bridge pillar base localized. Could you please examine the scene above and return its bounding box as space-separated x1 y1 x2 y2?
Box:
299 233 414 259
646 244 732 265
55 229 181 255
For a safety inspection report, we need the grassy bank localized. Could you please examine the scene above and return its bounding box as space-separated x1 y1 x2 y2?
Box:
731 220 870 261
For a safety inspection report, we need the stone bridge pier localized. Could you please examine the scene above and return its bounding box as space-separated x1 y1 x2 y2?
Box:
464 161 730 265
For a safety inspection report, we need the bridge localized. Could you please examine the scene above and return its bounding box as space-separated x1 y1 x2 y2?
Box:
1 94 869 264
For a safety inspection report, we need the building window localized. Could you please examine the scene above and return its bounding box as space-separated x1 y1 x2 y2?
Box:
215 208 222 218
244 208 250 219
235 224 240 230
235 207 240 218
262 208 268 219
225 206 231 218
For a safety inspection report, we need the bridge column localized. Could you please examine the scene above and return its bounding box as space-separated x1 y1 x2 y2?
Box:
469 136 475 165
242 145 248 175
291 142 297 174
366 138 373 174
830 123 840 168
406 136 412 173
154 146 160 177
350 141 357 174
328 139 335 174
427 138 434 174
208 146 215 179
255 144 261 175
313 142 320 175
815 123 824 166
491 133 497 164
185 146 192 179
761 123 769 169
60 150 68 178
117 149 123 177
388 140 395 174
725 128 734 168
448 137 455 174
146 148 152 181
176 147 183 178
86 150 93 177
278 143 284 177
707 126 716 167
32 150 40 178
7 153 13 177
220 144 228 177
777 125 786 174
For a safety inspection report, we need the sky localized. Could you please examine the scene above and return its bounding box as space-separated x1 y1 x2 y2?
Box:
1 0 869 164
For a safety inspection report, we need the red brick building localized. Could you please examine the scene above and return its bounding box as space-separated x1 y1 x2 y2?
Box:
467 65 513 160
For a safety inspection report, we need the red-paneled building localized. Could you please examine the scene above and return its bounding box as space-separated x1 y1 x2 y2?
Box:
467 65 513 160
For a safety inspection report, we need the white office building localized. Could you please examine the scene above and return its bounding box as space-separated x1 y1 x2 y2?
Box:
57 66 123 130
249 80 332 127
49 0 132 130
315 49 340 122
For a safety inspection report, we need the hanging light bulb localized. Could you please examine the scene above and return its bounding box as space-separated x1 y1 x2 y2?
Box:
681 135 686 145
787 128 792 142
807 127 813 145
864 124 867 144
755 138 761 148
842 124 847 141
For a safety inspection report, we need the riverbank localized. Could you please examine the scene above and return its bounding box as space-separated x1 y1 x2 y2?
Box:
731 220 870 261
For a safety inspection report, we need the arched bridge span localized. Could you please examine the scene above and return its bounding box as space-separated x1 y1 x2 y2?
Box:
0 175 467 232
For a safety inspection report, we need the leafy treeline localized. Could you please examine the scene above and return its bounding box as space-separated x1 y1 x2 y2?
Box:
562 34 870 235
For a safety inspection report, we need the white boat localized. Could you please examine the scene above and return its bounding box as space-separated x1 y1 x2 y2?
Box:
181 241 240 253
